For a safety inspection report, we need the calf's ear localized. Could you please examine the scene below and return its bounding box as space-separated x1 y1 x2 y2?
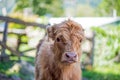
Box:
47 24 56 40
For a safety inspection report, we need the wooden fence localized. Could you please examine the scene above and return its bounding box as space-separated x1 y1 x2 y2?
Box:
0 16 95 68
82 31 95 69
0 16 46 61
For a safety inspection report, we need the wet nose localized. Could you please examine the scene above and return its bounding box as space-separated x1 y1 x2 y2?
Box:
65 52 77 59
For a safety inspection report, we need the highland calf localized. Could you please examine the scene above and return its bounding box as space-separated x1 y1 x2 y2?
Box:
35 20 85 80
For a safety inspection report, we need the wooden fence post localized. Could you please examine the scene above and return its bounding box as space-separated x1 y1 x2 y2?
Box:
1 21 8 56
91 32 95 66
16 35 22 61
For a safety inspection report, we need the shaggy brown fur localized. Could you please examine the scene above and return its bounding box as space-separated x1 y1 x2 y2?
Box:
35 20 85 80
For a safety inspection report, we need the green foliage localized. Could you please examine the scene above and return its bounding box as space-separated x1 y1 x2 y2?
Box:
9 23 26 29
0 56 35 79
15 0 32 12
0 61 15 74
15 0 64 17
92 25 120 64
97 0 120 16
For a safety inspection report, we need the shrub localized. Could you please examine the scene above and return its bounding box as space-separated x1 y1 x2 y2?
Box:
92 25 120 65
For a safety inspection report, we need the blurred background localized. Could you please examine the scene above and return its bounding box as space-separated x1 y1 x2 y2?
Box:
0 0 120 80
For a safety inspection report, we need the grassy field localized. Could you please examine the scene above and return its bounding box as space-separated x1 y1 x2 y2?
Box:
83 63 120 80
0 56 120 80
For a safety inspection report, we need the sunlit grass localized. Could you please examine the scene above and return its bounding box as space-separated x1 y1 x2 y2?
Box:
83 63 120 80
95 63 120 74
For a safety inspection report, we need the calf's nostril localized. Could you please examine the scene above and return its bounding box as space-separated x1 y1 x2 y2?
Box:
66 53 70 58
65 52 77 59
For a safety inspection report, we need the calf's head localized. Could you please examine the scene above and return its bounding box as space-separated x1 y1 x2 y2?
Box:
47 20 84 64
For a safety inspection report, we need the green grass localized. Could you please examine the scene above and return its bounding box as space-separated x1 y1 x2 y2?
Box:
1 58 120 80
0 56 35 78
83 63 120 80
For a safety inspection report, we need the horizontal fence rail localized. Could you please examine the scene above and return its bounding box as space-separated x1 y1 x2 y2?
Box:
0 16 46 28
0 16 47 61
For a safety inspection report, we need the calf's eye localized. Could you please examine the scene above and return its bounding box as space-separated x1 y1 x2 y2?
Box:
80 39 82 42
56 38 60 42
